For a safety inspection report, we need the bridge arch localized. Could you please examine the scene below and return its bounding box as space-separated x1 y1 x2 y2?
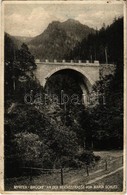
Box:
43 67 93 105
44 67 92 89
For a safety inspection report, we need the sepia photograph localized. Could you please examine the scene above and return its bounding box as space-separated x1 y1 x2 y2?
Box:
1 0 126 193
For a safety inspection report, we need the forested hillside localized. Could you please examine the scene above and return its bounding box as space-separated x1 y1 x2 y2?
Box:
65 17 124 135
4 17 123 178
66 17 123 65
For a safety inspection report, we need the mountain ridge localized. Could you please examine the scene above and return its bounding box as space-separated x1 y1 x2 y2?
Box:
27 19 95 60
5 19 96 61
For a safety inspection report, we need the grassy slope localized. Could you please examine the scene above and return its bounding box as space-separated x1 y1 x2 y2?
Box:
5 150 123 191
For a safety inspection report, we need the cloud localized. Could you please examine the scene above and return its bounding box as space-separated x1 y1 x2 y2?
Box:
5 8 52 36
5 6 69 36
4 4 123 37
76 9 123 29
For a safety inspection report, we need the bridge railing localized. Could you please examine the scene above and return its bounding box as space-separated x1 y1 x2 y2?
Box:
35 59 100 65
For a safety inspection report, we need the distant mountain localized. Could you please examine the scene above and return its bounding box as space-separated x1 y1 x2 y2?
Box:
5 33 23 49
14 36 33 43
27 19 95 60
11 35 33 49
5 33 33 49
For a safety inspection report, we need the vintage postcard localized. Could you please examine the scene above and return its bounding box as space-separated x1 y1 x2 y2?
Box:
0 0 126 194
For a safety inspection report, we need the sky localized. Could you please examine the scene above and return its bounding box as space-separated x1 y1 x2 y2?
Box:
4 2 123 37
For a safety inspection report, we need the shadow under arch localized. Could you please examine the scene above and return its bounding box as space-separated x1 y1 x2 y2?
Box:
44 68 92 105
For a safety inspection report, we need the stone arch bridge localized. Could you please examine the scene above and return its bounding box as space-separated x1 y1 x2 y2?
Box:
32 60 115 104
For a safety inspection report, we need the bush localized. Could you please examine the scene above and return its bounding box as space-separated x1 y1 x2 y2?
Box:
77 150 101 167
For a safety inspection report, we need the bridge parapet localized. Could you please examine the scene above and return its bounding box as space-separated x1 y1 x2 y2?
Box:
35 59 100 66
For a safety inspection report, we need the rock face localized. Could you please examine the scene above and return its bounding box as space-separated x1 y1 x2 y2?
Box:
27 19 95 60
